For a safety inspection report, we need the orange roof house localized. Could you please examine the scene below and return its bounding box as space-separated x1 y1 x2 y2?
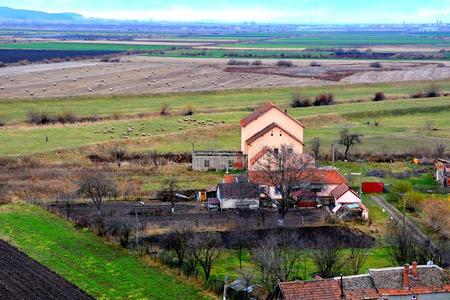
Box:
274 263 450 300
240 102 305 169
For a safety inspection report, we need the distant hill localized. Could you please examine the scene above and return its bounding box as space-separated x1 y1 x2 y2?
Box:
0 6 86 23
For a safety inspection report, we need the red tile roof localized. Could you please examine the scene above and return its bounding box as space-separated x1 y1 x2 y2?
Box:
245 122 304 146
277 279 342 300
240 101 305 128
249 169 348 186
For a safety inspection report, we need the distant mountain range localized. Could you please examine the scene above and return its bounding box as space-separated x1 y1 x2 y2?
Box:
0 6 89 24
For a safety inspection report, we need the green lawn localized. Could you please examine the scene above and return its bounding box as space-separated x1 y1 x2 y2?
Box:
0 42 171 52
0 204 209 300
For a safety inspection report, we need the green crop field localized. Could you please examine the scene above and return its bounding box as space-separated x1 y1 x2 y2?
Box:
0 42 171 52
0 204 209 300
219 32 450 49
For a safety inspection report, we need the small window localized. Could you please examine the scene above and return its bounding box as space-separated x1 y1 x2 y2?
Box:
228 160 233 166
274 148 279 155
288 148 293 154
271 131 273 136
204 160 210 168
279 132 282 136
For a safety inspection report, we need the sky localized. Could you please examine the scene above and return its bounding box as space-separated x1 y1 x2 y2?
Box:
2 0 450 23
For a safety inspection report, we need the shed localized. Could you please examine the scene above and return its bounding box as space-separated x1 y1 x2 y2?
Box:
216 182 260 210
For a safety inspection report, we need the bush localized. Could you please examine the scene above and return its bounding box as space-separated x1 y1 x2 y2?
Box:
160 103 171 116
251 60 262 66
27 111 54 125
182 104 195 116
0 118 5 127
309 61 321 67
291 94 311 108
276 60 293 67
56 112 77 124
402 191 425 212
369 61 382 68
425 84 441 97
313 93 334 106
227 59 249 65
373 92 386 101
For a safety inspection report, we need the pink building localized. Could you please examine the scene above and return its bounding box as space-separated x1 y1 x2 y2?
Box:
240 102 305 169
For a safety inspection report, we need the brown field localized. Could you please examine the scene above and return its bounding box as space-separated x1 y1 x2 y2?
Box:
0 56 449 100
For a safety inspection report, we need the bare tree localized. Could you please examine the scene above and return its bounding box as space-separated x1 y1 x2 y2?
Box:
311 237 344 278
189 232 222 284
310 137 321 159
161 177 179 214
161 228 193 272
252 229 302 292
109 145 127 167
231 212 252 268
338 128 362 161
434 143 446 158
148 149 159 167
346 236 369 275
77 172 117 216
386 226 418 266
253 144 312 226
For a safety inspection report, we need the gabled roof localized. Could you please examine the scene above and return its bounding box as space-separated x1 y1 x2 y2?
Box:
245 122 304 146
217 182 260 199
331 184 361 202
240 101 305 128
275 265 450 299
249 169 348 186
276 279 342 300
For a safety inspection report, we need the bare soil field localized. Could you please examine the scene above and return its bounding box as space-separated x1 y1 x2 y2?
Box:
0 56 449 99
0 240 93 300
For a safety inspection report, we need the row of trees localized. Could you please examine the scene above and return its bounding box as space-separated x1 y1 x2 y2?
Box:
160 227 370 293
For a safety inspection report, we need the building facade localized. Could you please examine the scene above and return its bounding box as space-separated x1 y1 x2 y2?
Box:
192 151 247 171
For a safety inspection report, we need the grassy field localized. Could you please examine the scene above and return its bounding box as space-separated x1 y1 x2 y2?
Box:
219 32 450 49
0 42 171 52
2 80 450 123
0 204 210 300
1 95 449 156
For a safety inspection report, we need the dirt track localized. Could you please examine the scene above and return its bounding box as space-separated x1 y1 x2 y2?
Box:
0 56 449 100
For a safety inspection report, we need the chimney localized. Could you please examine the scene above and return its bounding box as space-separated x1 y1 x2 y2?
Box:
403 264 409 289
412 261 417 277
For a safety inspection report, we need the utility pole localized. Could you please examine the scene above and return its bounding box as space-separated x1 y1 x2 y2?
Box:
402 195 406 234
332 143 335 166
222 275 228 300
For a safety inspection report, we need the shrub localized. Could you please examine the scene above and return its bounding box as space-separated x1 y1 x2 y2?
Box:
402 191 425 212
227 59 249 65
56 112 77 124
182 104 195 116
309 61 321 67
425 84 441 97
373 91 386 101
160 103 171 116
27 111 54 125
0 118 5 127
369 61 382 68
276 60 293 67
251 60 262 65
313 93 334 106
291 94 311 108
